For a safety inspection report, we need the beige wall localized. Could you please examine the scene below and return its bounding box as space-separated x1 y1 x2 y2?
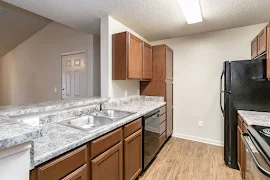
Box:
151 23 267 145
1 21 100 106
101 16 149 98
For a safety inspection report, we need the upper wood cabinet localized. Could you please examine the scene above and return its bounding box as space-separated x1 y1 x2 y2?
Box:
142 42 152 80
258 27 267 55
251 37 258 59
112 32 152 80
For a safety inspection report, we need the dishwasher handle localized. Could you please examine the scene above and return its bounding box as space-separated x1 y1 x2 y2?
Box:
241 133 270 177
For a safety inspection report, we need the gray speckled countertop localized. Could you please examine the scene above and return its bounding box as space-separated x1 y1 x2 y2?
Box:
31 98 165 168
238 110 270 126
0 118 41 149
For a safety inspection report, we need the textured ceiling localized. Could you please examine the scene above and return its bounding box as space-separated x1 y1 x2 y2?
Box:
0 1 51 56
3 0 270 41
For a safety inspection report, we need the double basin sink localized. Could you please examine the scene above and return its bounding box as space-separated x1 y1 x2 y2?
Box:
58 110 135 131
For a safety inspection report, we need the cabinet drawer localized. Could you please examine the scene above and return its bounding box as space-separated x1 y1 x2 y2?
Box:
37 145 87 180
238 116 243 130
159 132 166 146
91 128 122 159
123 118 142 138
160 113 166 124
159 121 166 135
159 106 166 115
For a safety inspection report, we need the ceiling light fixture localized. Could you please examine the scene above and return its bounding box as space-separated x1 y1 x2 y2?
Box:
178 0 203 24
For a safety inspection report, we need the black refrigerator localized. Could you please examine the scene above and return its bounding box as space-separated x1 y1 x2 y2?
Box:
220 58 270 169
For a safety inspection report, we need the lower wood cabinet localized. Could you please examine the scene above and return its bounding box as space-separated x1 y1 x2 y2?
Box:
62 164 88 180
92 142 123 180
124 129 142 180
237 115 248 179
30 118 145 180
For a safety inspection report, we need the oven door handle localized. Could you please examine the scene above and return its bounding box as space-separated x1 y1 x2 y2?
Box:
241 133 270 177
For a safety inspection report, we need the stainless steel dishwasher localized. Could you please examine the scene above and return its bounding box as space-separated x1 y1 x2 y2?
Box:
142 109 160 170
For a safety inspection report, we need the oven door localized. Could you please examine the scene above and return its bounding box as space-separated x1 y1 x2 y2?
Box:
242 133 270 180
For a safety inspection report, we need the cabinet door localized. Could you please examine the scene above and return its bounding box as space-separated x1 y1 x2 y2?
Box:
258 27 267 55
237 126 242 174
124 129 142 180
92 142 123 180
142 42 152 80
166 80 173 137
166 47 173 80
251 37 258 59
61 164 87 180
128 34 143 79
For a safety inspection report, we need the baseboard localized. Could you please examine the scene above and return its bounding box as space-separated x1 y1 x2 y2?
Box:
172 133 224 147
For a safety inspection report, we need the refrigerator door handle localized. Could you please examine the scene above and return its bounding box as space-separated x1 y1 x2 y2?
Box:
220 70 225 115
220 69 231 115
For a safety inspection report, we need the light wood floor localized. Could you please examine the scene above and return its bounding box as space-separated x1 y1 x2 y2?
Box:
139 137 242 180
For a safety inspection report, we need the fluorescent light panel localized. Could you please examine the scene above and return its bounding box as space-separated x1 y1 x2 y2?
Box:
178 0 203 24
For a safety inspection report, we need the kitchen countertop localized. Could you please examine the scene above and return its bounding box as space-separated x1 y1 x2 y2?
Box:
237 110 270 126
0 97 110 152
0 118 41 150
31 96 166 169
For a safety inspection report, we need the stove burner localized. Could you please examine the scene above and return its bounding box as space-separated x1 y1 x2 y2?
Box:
260 128 270 137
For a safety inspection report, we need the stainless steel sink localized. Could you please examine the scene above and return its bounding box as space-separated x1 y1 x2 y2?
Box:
58 115 113 131
91 110 135 121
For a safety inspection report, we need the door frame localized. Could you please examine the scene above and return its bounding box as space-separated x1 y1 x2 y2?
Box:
61 50 88 100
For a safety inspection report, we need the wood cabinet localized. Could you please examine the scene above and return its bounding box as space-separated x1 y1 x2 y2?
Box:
142 42 152 80
124 129 142 180
237 115 248 179
251 37 258 59
112 31 152 80
30 145 89 180
140 44 173 139
258 27 267 55
62 164 88 180
30 119 144 180
92 142 123 180
129 34 143 79
250 23 270 78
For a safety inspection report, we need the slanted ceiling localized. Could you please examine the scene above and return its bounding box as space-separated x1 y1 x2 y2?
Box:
3 0 270 41
0 1 51 57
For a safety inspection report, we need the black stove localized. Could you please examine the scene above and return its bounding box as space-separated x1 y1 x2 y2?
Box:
248 125 270 162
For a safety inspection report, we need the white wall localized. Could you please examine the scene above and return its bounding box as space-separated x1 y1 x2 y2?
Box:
151 23 267 145
100 16 149 98
1 21 100 106
0 57 1 105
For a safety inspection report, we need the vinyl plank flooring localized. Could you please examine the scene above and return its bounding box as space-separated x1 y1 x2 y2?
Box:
139 137 242 180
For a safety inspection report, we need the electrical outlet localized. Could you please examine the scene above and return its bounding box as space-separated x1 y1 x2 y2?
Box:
54 87 57 93
124 90 128 97
198 121 203 127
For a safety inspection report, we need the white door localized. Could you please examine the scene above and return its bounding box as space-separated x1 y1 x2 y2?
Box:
61 52 87 100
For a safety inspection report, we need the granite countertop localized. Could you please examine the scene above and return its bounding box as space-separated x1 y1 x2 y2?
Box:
31 96 165 169
0 97 109 154
238 110 270 126
0 118 41 149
